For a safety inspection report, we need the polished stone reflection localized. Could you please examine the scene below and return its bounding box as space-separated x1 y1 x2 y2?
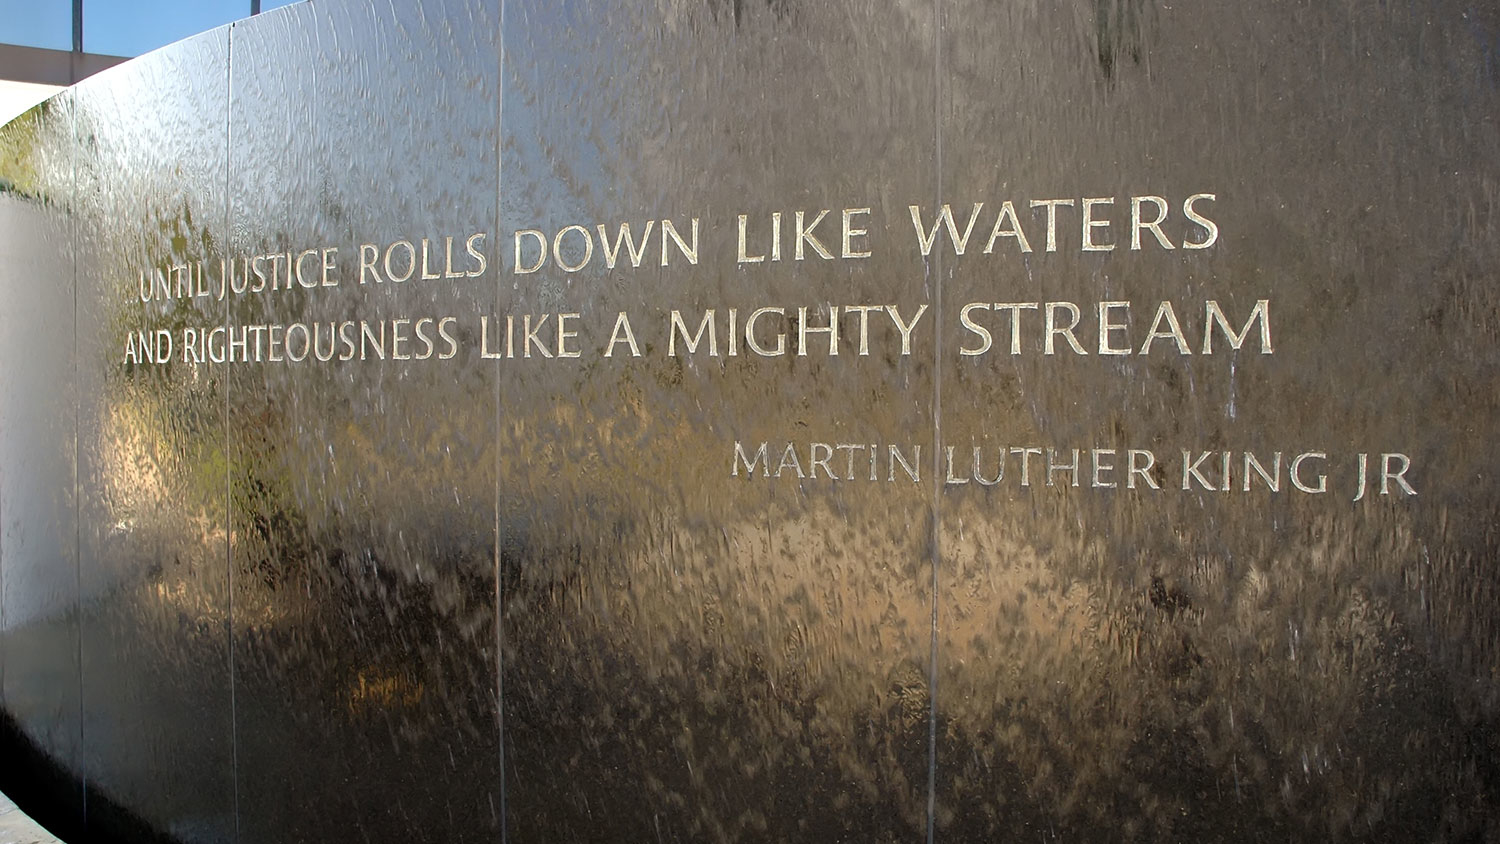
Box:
932 1 1500 839
2 0 1500 842
224 1 501 842
71 30 235 844
0 91 83 842
497 1 934 840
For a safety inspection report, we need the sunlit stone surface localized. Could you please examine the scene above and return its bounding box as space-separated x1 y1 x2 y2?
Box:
2 0 1499 842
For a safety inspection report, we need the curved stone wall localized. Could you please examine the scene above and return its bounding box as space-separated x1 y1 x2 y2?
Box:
2 0 1500 841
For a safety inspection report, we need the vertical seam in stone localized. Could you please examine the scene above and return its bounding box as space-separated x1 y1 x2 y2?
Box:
927 1 943 843
493 1 508 840
224 24 242 844
69 91 86 832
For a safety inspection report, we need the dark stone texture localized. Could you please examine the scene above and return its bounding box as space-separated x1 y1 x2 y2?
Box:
1 0 1499 842
0 89 82 838
224 2 501 842
72 31 235 844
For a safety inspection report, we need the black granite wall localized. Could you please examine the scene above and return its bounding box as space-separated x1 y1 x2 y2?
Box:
3 1 1500 841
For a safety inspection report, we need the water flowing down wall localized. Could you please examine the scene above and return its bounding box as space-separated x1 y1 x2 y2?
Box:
3 1 1500 841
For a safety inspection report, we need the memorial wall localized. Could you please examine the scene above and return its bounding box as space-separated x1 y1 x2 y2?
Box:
1 0 1498 841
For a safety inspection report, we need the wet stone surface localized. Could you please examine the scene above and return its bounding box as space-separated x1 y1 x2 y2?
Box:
1 0 1500 842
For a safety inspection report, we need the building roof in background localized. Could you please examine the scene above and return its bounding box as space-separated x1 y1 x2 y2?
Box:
0 0 303 121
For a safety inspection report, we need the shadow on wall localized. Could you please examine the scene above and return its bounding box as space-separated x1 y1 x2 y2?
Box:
0 710 180 844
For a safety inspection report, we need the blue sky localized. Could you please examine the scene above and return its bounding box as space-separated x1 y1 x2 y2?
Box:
0 0 301 57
